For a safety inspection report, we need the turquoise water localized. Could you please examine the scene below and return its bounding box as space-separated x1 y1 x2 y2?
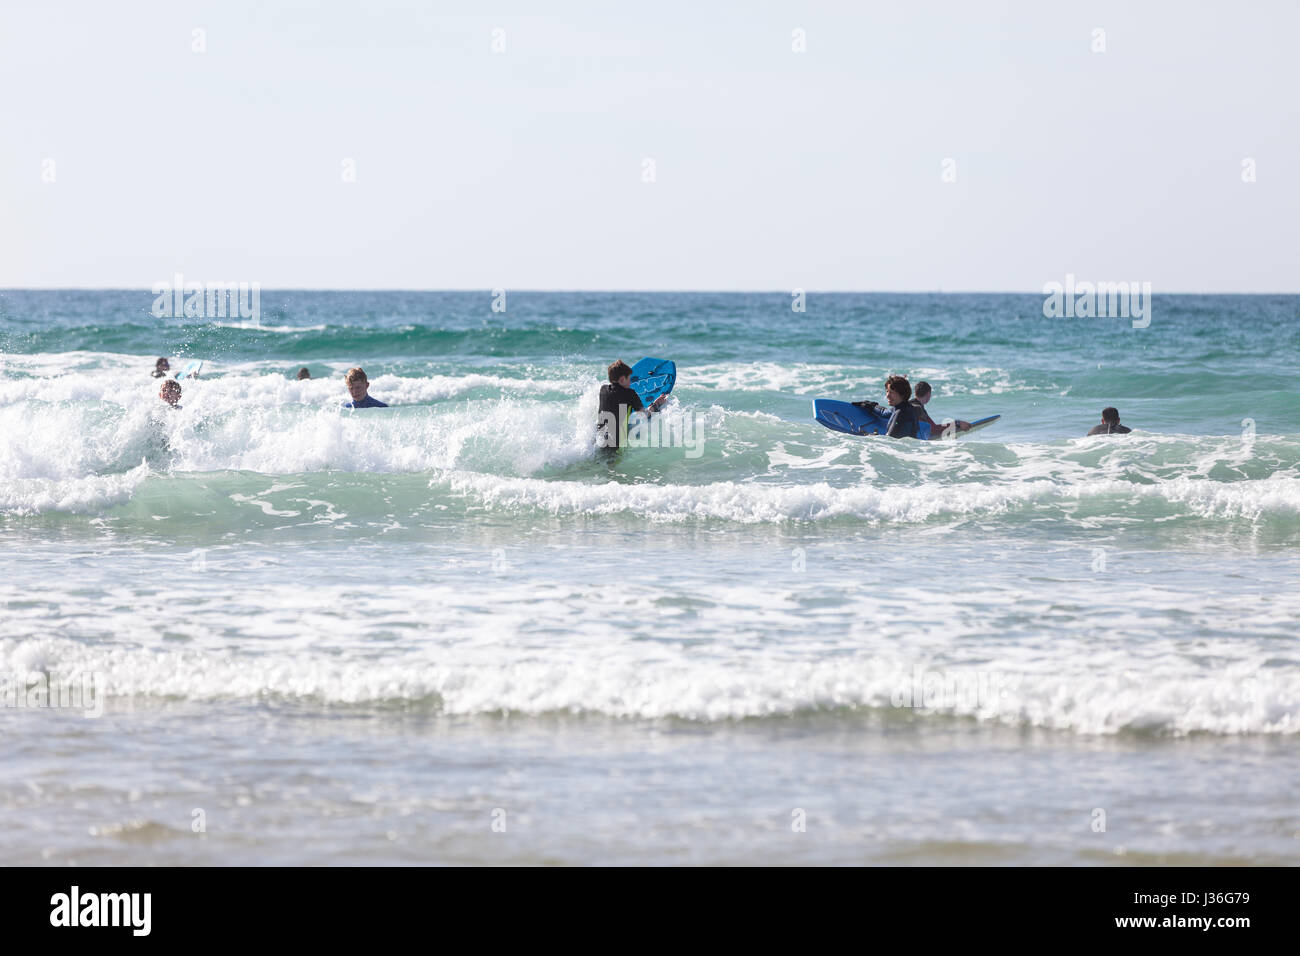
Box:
1 290 1298 864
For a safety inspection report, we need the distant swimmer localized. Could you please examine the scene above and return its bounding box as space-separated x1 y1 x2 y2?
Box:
853 375 923 438
596 359 666 449
296 367 311 380
1087 406 1132 435
342 367 388 408
151 357 170 378
159 379 182 408
912 381 970 436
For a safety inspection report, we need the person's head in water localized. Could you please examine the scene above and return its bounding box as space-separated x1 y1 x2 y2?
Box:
296 367 311 380
152 357 170 378
914 381 932 405
159 379 182 407
607 359 633 388
345 367 371 403
884 375 912 406
1088 406 1132 436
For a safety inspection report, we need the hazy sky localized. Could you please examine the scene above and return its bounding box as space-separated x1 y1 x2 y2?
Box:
3 1 1296 291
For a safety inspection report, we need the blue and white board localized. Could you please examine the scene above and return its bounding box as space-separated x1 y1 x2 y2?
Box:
813 400 1001 439
942 414 1000 438
812 399 931 439
628 357 675 410
175 359 203 380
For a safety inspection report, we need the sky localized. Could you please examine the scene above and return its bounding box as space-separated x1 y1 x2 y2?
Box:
2 0 1297 291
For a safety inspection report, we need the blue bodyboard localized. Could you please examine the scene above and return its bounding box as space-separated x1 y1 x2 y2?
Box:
628 358 676 410
813 401 1001 439
813 399 932 439
175 359 204 380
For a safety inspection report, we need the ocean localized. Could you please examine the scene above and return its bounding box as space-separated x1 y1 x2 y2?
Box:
1 289 1297 865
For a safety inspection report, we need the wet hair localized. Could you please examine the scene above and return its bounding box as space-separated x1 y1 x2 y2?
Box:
885 375 912 402
607 360 633 383
160 380 182 399
345 367 368 385
155 357 169 367
297 367 311 380
914 381 932 399
1101 406 1120 424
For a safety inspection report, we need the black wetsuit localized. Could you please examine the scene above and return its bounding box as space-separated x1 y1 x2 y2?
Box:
885 400 923 439
596 383 645 448
910 397 937 426
1087 422 1131 435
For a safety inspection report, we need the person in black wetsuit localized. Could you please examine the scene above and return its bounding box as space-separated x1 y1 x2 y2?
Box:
595 359 665 449
1087 407 1132 435
342 367 388 408
151 357 170 378
853 375 923 438
912 381 970 437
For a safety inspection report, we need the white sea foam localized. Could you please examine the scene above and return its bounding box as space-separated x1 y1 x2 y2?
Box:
2 578 1295 735
441 471 1300 524
0 463 150 515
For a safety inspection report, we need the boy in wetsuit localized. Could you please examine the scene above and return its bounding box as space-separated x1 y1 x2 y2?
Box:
595 359 666 449
912 381 970 437
1087 407 1132 435
152 357 170 378
342 367 388 408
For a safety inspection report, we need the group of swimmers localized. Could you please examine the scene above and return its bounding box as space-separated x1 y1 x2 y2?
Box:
151 358 385 410
151 355 1134 439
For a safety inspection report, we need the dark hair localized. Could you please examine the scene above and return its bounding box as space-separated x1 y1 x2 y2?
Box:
155 357 169 366
1101 406 1120 424
914 381 932 399
885 375 912 402
160 380 181 395
607 360 633 383
297 367 311 380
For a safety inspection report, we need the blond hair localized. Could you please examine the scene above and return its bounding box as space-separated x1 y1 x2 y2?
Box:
345 367 368 385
